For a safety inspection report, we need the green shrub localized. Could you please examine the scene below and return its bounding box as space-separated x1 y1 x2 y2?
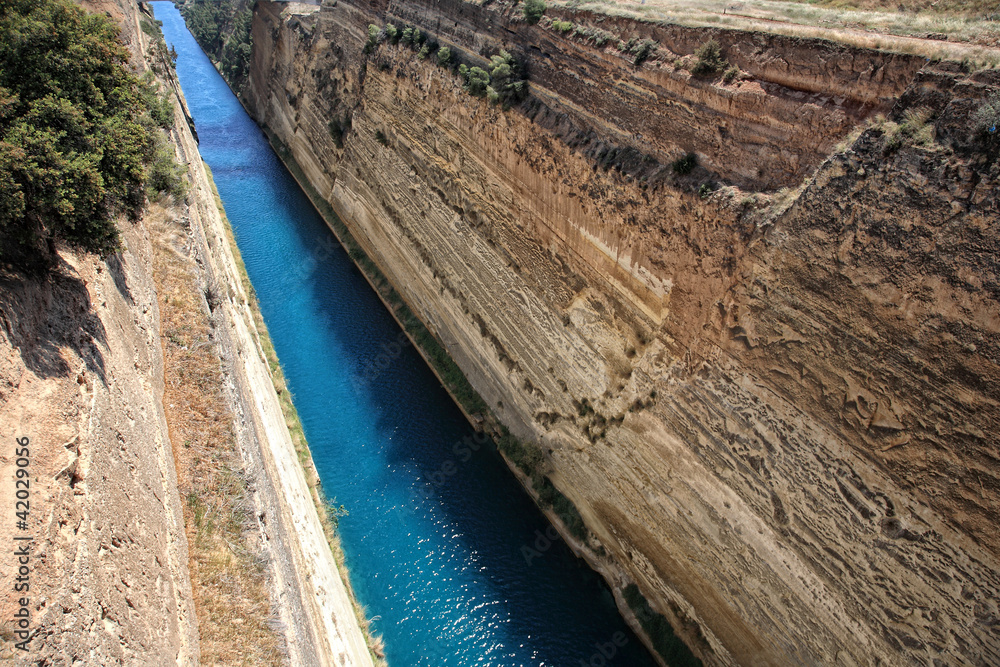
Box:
364 24 379 53
631 38 657 66
401 27 413 44
148 87 176 128
552 491 586 539
328 116 350 148
384 23 398 43
902 106 935 145
219 9 252 88
374 129 389 146
972 92 1000 147
325 499 349 528
722 65 739 83
182 1 252 90
552 20 573 33
523 0 546 24
533 474 587 540
147 134 188 203
464 66 491 97
181 0 225 54
692 39 726 76
885 106 935 150
0 0 183 268
140 18 160 37
590 29 614 47
496 428 544 475
672 152 697 175
699 182 715 199
487 50 528 105
494 427 587 541
407 40 526 106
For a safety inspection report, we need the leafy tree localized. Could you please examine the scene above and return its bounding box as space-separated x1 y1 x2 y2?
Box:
365 24 379 53
181 0 253 91
0 0 177 268
487 50 528 105
464 66 491 97
220 8 252 86
672 152 697 174
457 52 527 104
182 0 225 52
631 38 656 67
437 46 452 67
523 0 546 24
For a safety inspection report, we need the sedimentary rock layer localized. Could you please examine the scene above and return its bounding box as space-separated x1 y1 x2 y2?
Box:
245 1 1000 664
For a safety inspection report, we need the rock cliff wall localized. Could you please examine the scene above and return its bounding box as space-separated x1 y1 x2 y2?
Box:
244 1 1000 664
0 3 198 662
0 181 200 666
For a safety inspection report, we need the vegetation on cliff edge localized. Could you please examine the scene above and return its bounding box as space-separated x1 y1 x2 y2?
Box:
0 0 184 271
370 24 529 107
523 0 547 24
180 0 253 93
974 92 1000 149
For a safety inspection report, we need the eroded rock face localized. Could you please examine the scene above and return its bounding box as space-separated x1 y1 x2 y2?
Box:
0 193 199 666
0 2 198 662
244 1 1000 664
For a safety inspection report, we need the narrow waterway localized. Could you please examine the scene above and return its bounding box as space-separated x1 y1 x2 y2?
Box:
153 4 659 665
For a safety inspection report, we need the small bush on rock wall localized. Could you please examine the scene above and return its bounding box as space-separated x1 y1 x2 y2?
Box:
973 92 1000 148
523 0 546 25
692 39 726 76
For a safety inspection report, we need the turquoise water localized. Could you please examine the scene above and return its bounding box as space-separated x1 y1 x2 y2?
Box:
152 4 658 665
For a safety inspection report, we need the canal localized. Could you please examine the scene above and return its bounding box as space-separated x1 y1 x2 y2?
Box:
152 4 659 665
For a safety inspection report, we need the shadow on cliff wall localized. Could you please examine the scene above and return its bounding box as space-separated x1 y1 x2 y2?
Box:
107 253 134 307
0 256 108 384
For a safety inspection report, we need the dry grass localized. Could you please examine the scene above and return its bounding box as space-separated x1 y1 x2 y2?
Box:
549 0 1000 66
150 198 287 665
787 0 998 17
